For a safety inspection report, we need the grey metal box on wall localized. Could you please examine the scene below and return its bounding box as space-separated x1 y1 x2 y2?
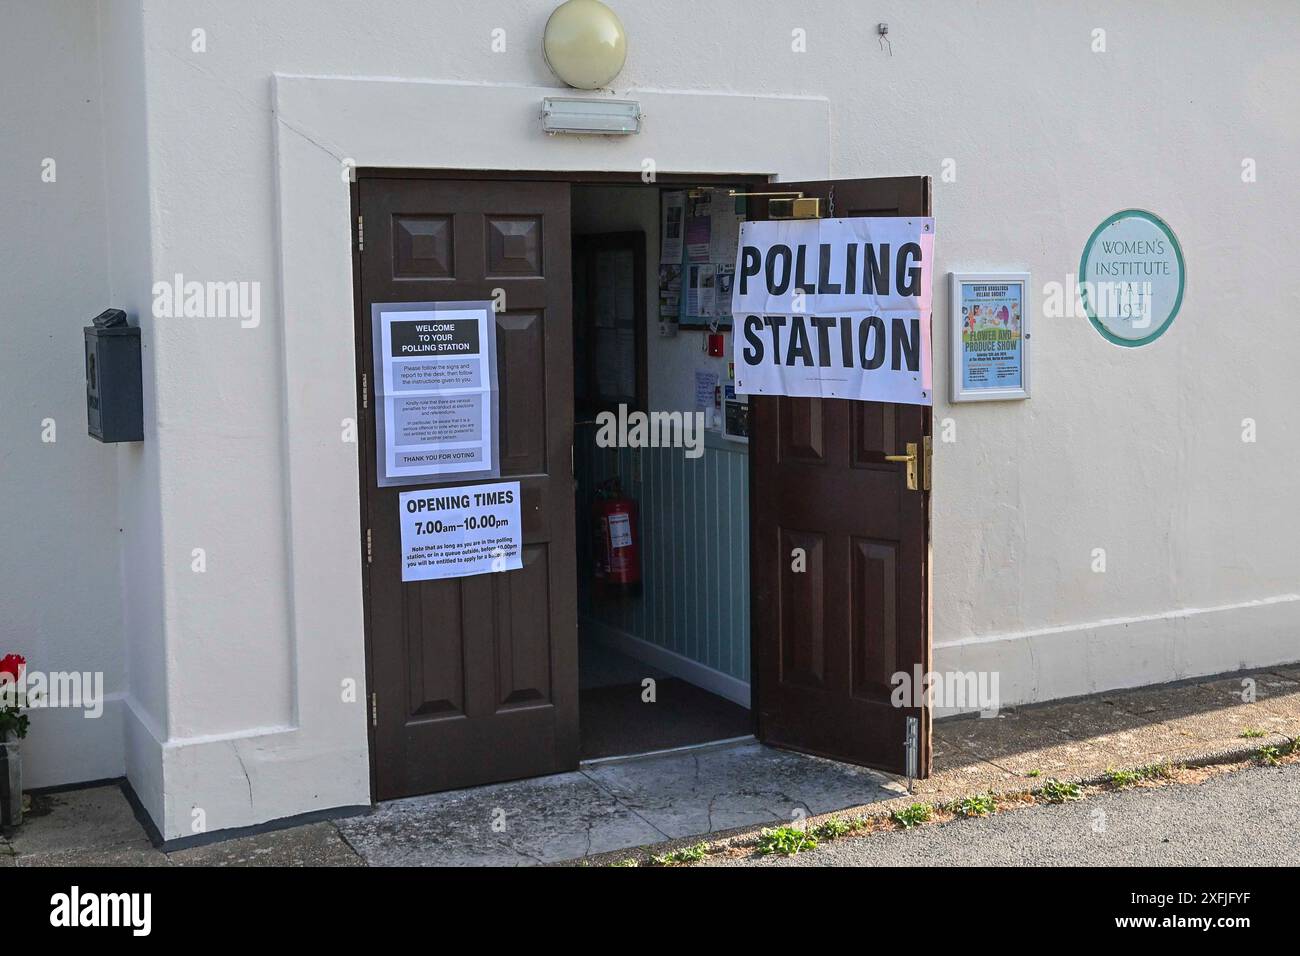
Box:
84 309 143 443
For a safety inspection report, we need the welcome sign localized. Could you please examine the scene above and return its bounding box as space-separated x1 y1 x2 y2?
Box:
730 217 935 405
372 300 500 487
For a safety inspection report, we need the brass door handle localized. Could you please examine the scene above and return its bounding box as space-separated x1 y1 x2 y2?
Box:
878 442 930 494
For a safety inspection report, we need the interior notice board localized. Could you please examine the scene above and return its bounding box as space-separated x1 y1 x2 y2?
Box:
658 188 746 330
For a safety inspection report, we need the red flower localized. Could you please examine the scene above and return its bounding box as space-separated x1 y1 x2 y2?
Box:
0 654 24 683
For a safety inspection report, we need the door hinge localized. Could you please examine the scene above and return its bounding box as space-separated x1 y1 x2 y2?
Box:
357 214 364 251
365 527 373 564
370 692 378 728
361 372 369 410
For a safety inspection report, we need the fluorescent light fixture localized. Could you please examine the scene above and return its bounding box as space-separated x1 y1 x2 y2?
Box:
541 97 641 135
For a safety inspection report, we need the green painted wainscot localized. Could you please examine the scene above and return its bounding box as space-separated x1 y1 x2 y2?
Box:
575 424 751 705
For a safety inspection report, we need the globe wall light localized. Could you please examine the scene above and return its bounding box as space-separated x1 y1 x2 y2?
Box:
543 0 628 90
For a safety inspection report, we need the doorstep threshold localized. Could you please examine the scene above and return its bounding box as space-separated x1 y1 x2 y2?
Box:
580 734 756 769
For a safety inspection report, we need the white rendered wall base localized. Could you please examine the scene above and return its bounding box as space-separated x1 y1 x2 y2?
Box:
123 697 165 832
22 698 126 790
933 594 1300 717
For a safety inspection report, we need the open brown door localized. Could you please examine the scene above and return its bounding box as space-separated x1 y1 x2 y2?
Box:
357 177 578 799
751 176 932 777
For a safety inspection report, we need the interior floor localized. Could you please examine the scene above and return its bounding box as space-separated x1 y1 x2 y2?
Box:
578 642 752 760
579 640 669 690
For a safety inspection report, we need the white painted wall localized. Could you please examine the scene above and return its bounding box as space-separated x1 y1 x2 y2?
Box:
0 0 127 787
98 0 171 825
8 0 1296 833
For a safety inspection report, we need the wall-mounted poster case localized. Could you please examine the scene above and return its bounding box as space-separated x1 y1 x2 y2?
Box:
949 272 1031 402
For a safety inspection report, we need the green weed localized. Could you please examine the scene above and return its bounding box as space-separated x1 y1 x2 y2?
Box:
1104 763 1173 788
755 826 819 856
1040 779 1084 803
1257 745 1282 767
812 818 852 840
891 803 933 829
950 793 997 817
649 841 710 866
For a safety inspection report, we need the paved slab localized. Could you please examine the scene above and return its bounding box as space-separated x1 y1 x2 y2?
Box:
1108 671 1298 719
940 707 1112 777
1257 671 1300 722
582 742 901 839
918 730 1026 799
339 742 900 865
1033 698 1199 759
933 670 1300 787
338 770 665 866
170 822 363 867
17 844 171 868
7 786 153 859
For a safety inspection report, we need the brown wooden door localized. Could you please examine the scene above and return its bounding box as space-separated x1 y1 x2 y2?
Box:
751 176 932 777
357 177 578 799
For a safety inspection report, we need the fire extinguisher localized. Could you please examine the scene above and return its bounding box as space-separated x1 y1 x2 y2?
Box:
592 478 641 592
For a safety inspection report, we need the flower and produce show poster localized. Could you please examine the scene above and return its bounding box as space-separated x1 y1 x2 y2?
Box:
399 481 522 582
958 281 1023 393
372 300 499 486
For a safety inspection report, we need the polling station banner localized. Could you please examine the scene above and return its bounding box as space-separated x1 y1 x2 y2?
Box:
730 217 935 405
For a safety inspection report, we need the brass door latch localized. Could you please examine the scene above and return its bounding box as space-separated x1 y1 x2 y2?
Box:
885 436 932 491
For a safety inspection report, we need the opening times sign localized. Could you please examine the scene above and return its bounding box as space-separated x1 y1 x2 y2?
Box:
399 481 523 582
372 301 499 486
730 217 936 405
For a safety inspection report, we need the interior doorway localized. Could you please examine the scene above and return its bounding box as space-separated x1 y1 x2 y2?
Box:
569 183 754 761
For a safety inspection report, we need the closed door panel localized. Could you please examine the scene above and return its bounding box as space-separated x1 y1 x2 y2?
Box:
358 178 577 799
